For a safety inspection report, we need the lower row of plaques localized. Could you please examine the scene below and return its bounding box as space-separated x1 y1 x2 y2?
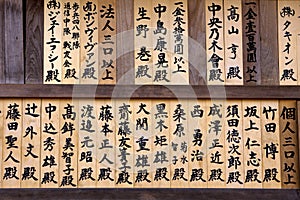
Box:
0 98 298 188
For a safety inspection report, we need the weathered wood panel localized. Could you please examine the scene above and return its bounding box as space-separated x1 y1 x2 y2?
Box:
260 0 279 85
4 0 24 84
25 0 43 84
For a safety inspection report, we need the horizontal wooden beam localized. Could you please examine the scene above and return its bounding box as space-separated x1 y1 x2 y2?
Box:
0 189 298 200
0 85 299 99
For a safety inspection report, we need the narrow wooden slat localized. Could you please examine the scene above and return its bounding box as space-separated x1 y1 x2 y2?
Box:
21 99 41 188
0 100 3 187
133 100 153 188
61 0 80 84
243 100 262 188
170 100 189 188
260 0 279 85
3 99 22 188
152 99 171 188
280 100 299 188
99 0 117 84
188 0 207 85
242 0 261 85
278 0 298 85
115 100 134 188
152 0 171 85
4 0 24 84
25 0 43 84
225 100 244 188
59 99 78 188
261 100 281 188
80 0 98 84
78 99 97 188
41 99 60 188
170 0 189 85
206 0 225 85
44 0 62 84
134 0 153 85
116 0 134 85
188 100 208 188
206 100 225 188
224 0 244 85
95 99 115 188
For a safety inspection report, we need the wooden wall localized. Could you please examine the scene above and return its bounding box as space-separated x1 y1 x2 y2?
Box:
0 0 299 199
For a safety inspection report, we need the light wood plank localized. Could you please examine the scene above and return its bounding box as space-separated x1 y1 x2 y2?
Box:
59 99 78 188
278 0 298 85
41 99 60 188
170 0 189 85
188 100 208 188
151 99 171 188
206 99 226 188
243 100 262 188
224 100 244 188
280 100 299 188
80 0 99 84
0 100 3 187
96 99 116 188
206 0 225 85
133 100 153 188
261 100 281 189
99 0 117 84
115 100 134 188
44 0 62 84
242 0 261 85
152 0 172 85
21 99 41 188
62 0 80 84
134 0 153 85
224 0 243 85
2 99 22 188
170 100 189 188
78 99 97 187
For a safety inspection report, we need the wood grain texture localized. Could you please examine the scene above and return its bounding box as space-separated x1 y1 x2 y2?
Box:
242 0 261 85
25 0 43 84
0 0 5 83
116 0 134 85
0 189 298 199
0 85 300 99
260 0 279 85
188 0 206 85
4 0 24 84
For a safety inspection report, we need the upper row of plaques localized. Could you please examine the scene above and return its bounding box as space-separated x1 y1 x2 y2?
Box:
44 0 300 85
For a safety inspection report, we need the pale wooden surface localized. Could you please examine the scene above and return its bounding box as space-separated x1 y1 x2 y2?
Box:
59 99 78 188
43 0 62 84
243 100 262 188
99 0 117 84
41 99 60 188
80 0 98 84
261 100 281 189
280 100 299 189
77 99 97 187
206 0 225 85
21 99 41 188
188 100 208 188
2 99 22 188
225 100 244 188
96 99 116 188
224 0 243 85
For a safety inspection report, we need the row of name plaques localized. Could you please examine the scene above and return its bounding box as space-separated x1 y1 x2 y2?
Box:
44 0 300 85
0 98 298 188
